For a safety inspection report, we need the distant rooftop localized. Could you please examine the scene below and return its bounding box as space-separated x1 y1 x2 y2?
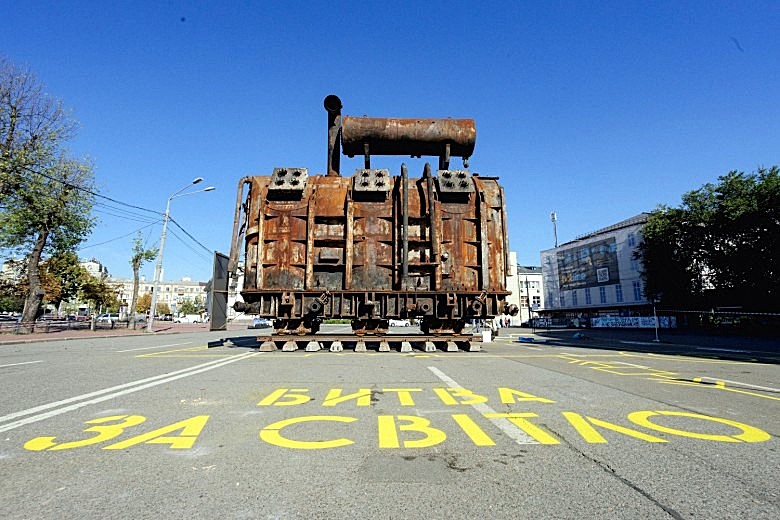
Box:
563 213 650 246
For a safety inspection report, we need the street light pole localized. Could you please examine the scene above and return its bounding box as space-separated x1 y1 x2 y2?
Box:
550 211 558 248
146 178 214 333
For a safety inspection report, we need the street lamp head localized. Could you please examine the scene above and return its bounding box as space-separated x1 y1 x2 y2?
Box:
204 186 216 192
192 177 204 185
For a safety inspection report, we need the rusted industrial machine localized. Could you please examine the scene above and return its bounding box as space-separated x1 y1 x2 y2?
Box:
229 95 517 351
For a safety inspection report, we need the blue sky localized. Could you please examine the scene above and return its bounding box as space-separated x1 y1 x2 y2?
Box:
3 1 778 282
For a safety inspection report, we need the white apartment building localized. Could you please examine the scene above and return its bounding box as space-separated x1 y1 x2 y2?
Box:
505 252 544 326
108 276 208 315
80 258 109 278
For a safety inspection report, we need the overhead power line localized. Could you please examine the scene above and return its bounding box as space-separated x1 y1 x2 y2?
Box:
14 162 163 217
168 217 213 256
167 228 212 265
78 221 160 250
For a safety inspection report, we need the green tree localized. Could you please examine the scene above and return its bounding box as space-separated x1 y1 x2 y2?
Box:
1 56 76 201
0 58 96 325
193 295 205 312
156 302 171 316
638 167 780 311
178 299 197 315
137 293 152 313
0 274 24 312
79 275 119 313
41 251 88 311
128 232 157 324
1 155 96 324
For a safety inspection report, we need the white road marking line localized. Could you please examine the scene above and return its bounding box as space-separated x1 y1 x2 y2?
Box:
115 342 193 353
0 352 258 433
524 346 543 351
613 361 651 369
699 377 780 393
695 347 754 353
0 360 44 369
427 366 539 445
0 353 255 428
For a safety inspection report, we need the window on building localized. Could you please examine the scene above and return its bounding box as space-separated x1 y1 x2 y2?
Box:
628 233 636 247
599 286 607 304
571 290 578 306
532 295 541 306
615 284 624 303
585 288 592 305
559 294 565 307
520 295 529 306
630 258 639 271
633 280 643 301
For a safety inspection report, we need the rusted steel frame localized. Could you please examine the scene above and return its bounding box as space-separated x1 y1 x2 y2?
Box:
401 163 409 287
229 177 252 276
474 178 490 290
424 163 441 290
305 191 316 289
345 192 354 290
498 184 510 277
341 117 476 159
255 183 267 289
324 95 342 176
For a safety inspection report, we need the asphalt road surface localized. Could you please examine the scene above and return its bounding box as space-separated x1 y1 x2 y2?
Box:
1 324 778 519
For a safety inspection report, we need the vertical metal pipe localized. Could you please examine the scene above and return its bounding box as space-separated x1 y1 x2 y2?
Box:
401 163 409 286
255 194 266 290
475 178 490 290
424 163 439 290
305 194 316 290
345 193 354 290
324 95 342 176
228 177 251 276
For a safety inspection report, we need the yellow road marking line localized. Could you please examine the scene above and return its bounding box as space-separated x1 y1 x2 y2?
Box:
138 345 208 358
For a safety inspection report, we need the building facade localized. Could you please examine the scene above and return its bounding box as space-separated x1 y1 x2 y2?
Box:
108 276 208 316
505 252 544 326
540 214 650 323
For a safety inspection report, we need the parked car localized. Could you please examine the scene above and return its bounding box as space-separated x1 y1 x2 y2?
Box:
96 313 120 324
388 319 411 327
249 317 273 329
161 313 173 321
174 315 202 324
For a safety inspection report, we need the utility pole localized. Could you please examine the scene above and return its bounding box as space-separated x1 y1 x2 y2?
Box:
550 211 558 247
146 178 215 333
146 199 171 333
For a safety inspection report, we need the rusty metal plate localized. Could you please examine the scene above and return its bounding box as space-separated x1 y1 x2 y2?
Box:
353 169 391 191
437 170 474 193
269 167 308 190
